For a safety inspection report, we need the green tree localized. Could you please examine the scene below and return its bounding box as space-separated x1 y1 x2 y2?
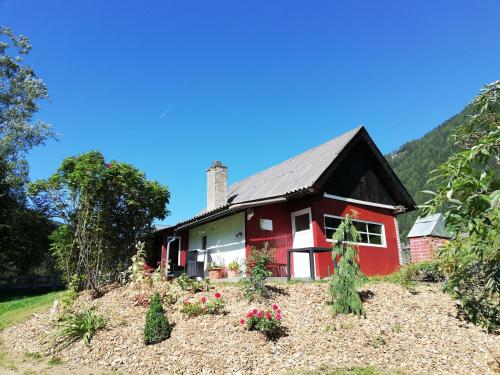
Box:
0 26 54 199
144 293 172 345
329 211 367 316
29 151 169 295
0 26 55 274
420 80 499 332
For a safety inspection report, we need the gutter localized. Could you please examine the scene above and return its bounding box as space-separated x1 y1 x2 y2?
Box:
165 236 177 276
174 196 288 232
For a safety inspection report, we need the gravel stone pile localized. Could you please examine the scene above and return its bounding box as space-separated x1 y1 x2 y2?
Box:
2 282 498 374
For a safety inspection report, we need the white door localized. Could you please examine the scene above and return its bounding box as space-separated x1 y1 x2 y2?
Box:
291 208 314 278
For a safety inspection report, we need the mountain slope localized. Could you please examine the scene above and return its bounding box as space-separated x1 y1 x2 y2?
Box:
385 106 471 241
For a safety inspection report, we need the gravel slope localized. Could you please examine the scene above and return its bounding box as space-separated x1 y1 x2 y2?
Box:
2 282 498 375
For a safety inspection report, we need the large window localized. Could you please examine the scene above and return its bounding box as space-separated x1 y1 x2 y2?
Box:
324 215 385 247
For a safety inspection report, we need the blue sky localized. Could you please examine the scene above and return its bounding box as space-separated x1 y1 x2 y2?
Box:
2 0 499 224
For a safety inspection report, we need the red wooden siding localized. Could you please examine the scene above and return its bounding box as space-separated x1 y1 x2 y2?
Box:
245 201 293 272
311 196 400 277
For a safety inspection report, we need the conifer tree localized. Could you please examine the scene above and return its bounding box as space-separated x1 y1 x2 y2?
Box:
329 211 367 316
144 293 172 345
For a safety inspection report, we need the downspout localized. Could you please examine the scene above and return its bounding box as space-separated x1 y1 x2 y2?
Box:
165 235 177 277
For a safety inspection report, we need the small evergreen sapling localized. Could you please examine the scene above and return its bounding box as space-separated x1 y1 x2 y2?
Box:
329 211 367 316
144 293 172 345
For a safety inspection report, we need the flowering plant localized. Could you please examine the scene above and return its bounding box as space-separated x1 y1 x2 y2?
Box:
240 303 282 339
181 292 225 317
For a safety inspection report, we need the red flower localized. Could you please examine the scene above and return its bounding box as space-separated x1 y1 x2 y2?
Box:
252 309 258 314
272 304 278 310
276 314 282 321
277 309 281 314
257 312 263 318
201 297 207 303
266 312 272 319
240 319 245 325
246 312 254 318
214 292 221 299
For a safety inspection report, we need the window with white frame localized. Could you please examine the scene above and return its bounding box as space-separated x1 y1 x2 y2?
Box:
324 215 385 246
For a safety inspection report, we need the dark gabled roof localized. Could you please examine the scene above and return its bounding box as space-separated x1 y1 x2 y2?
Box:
227 127 362 204
407 214 452 239
175 126 415 229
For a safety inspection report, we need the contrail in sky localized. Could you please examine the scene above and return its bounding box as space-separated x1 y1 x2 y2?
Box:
160 104 175 119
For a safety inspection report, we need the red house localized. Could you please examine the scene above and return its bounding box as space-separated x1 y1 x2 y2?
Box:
155 126 415 278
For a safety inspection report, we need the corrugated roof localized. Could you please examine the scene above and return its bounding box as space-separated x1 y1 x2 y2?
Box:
175 126 415 229
407 213 452 238
227 126 362 203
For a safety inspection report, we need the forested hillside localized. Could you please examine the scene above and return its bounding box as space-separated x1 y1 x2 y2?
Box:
385 106 471 241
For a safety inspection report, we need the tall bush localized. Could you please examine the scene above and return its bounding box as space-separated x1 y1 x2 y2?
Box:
420 81 499 332
144 293 172 345
29 151 169 296
329 212 367 316
243 242 274 300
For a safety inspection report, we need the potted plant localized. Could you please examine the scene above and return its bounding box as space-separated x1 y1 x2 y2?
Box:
207 262 225 279
227 260 240 278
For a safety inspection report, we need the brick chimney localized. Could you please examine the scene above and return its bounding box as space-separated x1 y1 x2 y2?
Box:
207 161 228 211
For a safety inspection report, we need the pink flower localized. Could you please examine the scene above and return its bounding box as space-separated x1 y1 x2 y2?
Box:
257 312 263 318
272 304 278 310
277 309 281 314
240 319 245 325
246 312 254 318
266 312 272 319
214 292 221 299
252 309 258 314
201 297 207 303
276 314 282 320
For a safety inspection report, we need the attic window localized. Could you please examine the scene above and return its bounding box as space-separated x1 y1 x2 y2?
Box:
324 215 385 247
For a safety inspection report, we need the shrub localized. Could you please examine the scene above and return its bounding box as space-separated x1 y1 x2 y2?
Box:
370 260 445 288
329 212 367 316
180 292 225 317
61 274 81 308
129 242 150 289
419 81 499 332
240 303 283 339
55 308 107 348
176 273 205 293
144 293 172 345
242 242 274 300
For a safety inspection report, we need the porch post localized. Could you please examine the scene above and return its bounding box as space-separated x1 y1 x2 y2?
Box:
287 249 291 281
309 248 315 280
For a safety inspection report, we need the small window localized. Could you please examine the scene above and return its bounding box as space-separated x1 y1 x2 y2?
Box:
201 235 207 250
260 219 273 231
324 215 385 246
294 213 310 232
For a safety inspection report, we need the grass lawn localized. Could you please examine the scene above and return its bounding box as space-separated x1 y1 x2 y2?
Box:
0 290 64 330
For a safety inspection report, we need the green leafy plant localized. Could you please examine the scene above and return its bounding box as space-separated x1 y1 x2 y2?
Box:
144 293 172 345
163 283 179 305
420 81 499 332
180 293 225 317
29 151 169 296
175 273 205 293
207 260 225 271
240 303 283 340
61 274 82 308
242 242 274 300
129 242 150 289
55 308 107 348
329 211 367 316
228 260 240 272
